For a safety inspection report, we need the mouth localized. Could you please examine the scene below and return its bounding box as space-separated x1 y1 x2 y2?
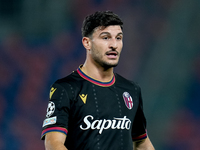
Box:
106 51 118 59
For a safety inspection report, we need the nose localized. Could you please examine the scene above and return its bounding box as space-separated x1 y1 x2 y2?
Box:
109 38 118 50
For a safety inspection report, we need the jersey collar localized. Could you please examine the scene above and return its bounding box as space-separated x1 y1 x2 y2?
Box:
77 66 115 87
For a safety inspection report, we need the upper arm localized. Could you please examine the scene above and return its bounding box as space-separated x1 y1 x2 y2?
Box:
133 136 155 150
45 132 67 150
131 86 147 141
41 83 71 139
41 82 72 149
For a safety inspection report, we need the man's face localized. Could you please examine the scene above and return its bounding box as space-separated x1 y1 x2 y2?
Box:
89 25 123 68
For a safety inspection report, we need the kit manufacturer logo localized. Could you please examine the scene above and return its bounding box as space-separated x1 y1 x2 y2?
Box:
50 87 57 99
79 94 87 104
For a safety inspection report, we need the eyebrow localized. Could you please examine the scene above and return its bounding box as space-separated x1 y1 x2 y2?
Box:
99 32 123 36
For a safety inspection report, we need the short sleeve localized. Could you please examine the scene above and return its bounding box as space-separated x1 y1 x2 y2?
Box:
41 83 71 140
131 88 147 141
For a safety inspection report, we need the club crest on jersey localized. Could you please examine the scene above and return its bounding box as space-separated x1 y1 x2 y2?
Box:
123 92 133 109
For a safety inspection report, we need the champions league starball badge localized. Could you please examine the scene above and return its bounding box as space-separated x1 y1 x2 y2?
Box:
46 101 55 117
123 92 133 109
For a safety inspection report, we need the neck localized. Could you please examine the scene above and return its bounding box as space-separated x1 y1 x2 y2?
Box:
81 61 114 82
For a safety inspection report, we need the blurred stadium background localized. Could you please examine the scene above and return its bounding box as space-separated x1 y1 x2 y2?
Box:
0 0 200 149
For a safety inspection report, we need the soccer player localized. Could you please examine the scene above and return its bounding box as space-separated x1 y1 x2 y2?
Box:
41 11 155 150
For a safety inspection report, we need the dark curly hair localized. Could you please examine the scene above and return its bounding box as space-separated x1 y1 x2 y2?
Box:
81 11 123 37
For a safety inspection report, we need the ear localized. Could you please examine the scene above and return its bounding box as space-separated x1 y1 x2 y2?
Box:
82 37 91 51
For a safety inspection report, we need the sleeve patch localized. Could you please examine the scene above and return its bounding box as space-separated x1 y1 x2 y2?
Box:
42 116 57 127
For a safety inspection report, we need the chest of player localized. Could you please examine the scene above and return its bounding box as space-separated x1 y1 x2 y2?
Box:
70 83 140 123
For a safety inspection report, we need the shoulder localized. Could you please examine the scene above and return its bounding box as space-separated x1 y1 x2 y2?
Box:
115 73 141 90
50 71 84 95
54 71 82 87
50 71 84 100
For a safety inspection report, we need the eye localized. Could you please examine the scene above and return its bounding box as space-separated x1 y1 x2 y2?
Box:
102 36 109 40
116 36 122 40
